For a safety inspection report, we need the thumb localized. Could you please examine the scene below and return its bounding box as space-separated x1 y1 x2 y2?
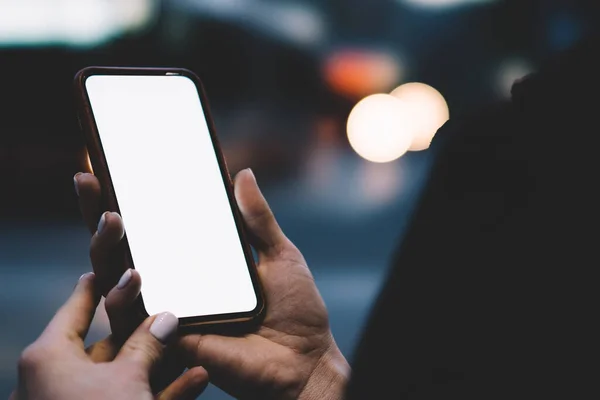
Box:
115 312 179 372
234 168 288 257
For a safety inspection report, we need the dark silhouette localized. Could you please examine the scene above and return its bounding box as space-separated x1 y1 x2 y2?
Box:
348 35 600 398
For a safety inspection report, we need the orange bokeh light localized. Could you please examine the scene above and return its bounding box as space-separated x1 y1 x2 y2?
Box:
323 49 403 99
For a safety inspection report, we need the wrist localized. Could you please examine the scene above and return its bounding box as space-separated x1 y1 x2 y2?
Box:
298 343 350 400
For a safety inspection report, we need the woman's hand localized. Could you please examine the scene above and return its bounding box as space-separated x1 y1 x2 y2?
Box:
11 273 208 400
75 169 350 400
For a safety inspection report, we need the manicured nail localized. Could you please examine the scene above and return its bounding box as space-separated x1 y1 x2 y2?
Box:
246 168 255 182
79 272 94 281
117 269 133 289
149 312 179 343
97 212 108 234
73 173 82 196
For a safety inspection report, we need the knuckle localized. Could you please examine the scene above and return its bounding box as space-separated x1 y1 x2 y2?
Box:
123 338 161 363
280 240 306 263
18 343 49 372
193 334 207 355
282 238 300 254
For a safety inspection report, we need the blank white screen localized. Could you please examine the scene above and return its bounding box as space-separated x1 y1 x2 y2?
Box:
85 74 257 318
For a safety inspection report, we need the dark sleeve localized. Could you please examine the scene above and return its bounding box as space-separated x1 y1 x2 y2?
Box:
346 35 600 399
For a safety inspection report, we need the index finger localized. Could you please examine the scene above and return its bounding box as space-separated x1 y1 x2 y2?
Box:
43 273 100 344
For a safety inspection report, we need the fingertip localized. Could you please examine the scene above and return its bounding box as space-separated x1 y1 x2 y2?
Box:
107 210 123 224
129 268 142 281
239 167 255 180
76 172 100 194
103 269 143 342
184 366 210 394
75 272 96 292
234 168 264 214
157 366 209 400
188 365 209 382
79 271 95 282
96 211 125 239
127 269 143 292
77 272 100 301
149 312 179 344
234 168 257 190
74 172 83 196
117 268 142 290
104 269 141 315
233 168 287 254
105 268 141 303
77 172 96 181
116 312 178 370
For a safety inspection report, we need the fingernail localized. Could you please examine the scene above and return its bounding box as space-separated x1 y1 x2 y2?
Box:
97 212 108 234
246 168 256 182
79 272 94 282
75 272 94 289
73 172 82 196
149 312 179 343
116 269 133 289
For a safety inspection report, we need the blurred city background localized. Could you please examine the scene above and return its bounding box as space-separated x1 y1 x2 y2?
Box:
0 0 597 398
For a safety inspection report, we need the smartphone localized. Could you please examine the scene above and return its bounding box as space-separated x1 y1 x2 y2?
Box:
74 67 265 330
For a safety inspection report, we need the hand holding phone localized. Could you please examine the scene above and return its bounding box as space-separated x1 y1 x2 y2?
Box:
74 67 264 330
75 168 351 400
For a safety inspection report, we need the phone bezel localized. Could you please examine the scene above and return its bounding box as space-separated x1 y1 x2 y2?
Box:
74 66 265 330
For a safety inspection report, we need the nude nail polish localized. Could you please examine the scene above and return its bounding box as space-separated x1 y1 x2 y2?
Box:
97 212 108 234
117 269 133 289
79 272 94 281
246 168 256 182
73 173 82 196
149 312 179 343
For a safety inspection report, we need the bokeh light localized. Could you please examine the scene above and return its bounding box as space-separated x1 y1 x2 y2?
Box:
390 82 449 151
347 94 415 163
495 58 535 98
324 49 404 99
0 0 156 47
